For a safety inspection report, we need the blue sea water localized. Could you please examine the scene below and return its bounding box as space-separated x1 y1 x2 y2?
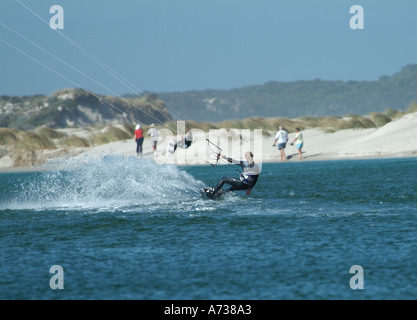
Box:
0 156 416 300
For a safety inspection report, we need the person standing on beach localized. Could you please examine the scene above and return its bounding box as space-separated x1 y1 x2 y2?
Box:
184 127 193 149
273 126 289 161
148 123 159 156
174 126 193 151
134 124 144 156
290 127 304 160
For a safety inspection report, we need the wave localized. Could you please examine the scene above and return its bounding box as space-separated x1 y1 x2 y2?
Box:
4 155 205 211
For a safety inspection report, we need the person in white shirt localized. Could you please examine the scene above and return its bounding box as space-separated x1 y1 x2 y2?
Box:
273 126 289 161
148 123 159 156
175 127 193 151
290 127 304 160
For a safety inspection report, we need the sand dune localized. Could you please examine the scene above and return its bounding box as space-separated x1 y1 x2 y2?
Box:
1 112 416 172
70 111 417 166
300 111 417 160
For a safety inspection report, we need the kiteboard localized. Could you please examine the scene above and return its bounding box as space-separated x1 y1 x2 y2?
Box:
199 187 225 200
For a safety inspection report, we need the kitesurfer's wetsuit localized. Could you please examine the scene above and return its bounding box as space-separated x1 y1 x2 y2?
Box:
209 156 260 198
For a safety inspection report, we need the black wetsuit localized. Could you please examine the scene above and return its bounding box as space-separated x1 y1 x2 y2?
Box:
210 157 260 197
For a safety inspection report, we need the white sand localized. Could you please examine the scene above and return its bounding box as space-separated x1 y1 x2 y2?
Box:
298 111 417 160
70 111 417 165
1 112 417 171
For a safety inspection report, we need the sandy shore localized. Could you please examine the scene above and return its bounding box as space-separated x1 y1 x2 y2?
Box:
68 111 417 164
1 112 417 172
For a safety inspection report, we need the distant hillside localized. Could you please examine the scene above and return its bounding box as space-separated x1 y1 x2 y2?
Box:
3 65 417 129
157 64 417 122
0 88 171 130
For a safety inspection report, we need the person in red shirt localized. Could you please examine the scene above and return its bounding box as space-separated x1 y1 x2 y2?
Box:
134 124 144 155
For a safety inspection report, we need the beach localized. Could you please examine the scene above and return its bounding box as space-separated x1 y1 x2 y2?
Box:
1 111 417 171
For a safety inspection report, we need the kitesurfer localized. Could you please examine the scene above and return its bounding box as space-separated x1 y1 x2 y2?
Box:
204 151 260 199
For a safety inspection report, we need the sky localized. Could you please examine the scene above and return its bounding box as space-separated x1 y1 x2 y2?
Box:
1 0 417 96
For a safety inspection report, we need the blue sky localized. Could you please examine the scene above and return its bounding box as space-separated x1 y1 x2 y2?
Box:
1 0 417 96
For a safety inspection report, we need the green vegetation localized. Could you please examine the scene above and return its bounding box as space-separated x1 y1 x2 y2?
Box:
3 65 417 132
175 104 417 135
1 104 416 167
407 102 417 113
158 64 417 122
104 126 132 141
0 123 135 151
0 128 55 151
2 104 416 152
0 128 18 145
61 135 90 148
369 112 392 127
88 126 131 146
0 88 172 130
35 127 67 140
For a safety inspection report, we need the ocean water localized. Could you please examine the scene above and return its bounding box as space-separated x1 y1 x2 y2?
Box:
0 156 416 300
